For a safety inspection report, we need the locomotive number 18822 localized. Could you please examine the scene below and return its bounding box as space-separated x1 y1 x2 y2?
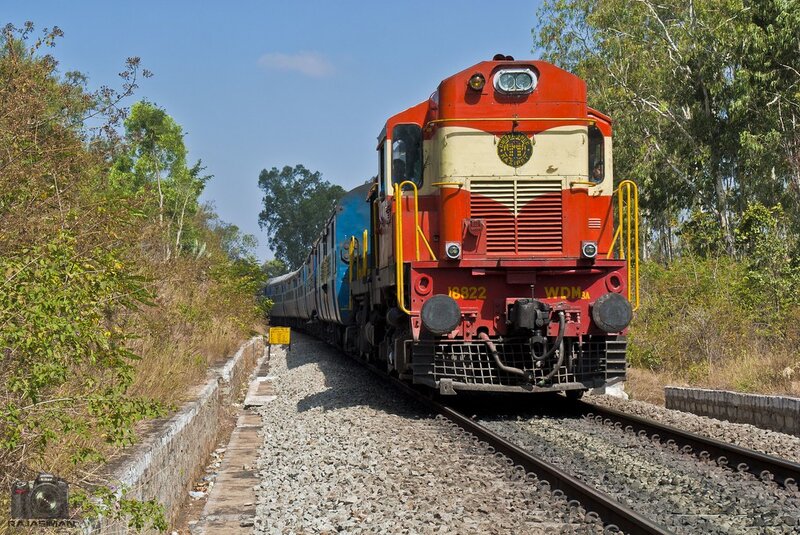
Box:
447 286 487 300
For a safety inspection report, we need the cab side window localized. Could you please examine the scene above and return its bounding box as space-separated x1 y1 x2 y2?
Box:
378 141 386 194
391 124 423 188
588 125 604 183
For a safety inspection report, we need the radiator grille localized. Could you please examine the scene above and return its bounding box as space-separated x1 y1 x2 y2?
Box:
470 178 563 254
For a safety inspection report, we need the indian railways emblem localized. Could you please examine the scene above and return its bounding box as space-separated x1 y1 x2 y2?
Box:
497 132 533 167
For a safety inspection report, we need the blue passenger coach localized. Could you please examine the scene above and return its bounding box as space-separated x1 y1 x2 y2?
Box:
265 183 372 330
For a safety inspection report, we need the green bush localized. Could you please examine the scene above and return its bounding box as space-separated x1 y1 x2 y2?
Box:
629 257 752 374
0 24 266 531
0 232 166 453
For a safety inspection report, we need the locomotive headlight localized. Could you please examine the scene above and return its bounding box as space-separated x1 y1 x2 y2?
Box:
468 73 486 91
581 241 598 260
498 72 516 91
515 72 533 91
421 294 462 335
445 242 462 260
494 68 538 94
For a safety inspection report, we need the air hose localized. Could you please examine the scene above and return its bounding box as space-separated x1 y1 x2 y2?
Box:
536 337 566 387
479 332 525 378
479 311 567 384
532 311 566 361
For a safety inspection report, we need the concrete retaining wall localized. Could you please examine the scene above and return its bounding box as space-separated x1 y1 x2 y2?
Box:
665 386 800 436
87 336 266 534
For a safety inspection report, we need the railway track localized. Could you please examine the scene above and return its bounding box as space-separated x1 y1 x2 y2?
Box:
323 338 800 533
574 400 800 489
427 398 673 534
366 368 674 534
365 367 800 533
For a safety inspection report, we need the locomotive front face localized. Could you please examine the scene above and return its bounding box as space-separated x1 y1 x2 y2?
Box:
410 62 628 331
373 59 636 393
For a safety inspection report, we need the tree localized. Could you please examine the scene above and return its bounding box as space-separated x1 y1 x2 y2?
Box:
263 258 288 279
110 101 211 260
533 0 800 260
211 218 259 261
257 165 345 269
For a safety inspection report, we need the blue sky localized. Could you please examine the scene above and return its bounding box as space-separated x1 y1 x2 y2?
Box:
6 1 544 260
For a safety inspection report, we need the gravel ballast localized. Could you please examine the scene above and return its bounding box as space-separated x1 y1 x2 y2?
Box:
590 395 800 463
254 334 600 534
480 404 800 534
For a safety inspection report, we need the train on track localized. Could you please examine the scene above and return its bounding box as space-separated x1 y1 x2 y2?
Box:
265 55 639 397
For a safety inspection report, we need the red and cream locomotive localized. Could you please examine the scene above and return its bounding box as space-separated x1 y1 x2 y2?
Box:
266 55 639 396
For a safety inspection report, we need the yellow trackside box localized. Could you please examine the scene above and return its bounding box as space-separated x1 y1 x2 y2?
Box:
268 327 291 345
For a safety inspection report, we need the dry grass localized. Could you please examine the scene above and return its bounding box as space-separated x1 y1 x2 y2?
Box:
125 258 265 406
627 343 800 406
624 368 672 405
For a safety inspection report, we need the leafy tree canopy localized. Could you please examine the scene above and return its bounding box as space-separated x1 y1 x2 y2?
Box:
110 101 211 259
263 258 288 279
534 0 800 261
258 164 345 269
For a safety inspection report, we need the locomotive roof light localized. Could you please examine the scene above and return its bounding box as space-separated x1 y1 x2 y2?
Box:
581 241 598 260
494 68 537 94
445 241 462 260
468 73 486 91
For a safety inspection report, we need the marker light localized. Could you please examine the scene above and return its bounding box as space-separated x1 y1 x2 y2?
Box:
581 241 598 259
468 73 486 91
494 68 538 94
445 242 462 260
498 73 516 91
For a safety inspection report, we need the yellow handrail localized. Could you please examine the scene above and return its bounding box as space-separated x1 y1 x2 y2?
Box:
347 235 356 310
569 180 600 188
393 184 409 313
394 181 437 261
393 181 438 314
606 180 640 311
361 228 368 278
348 236 356 283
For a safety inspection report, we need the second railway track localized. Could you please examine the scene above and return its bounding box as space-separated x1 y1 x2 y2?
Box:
473 400 800 534
575 400 800 489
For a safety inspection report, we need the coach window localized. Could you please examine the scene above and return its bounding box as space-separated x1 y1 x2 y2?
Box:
391 124 423 188
588 125 604 183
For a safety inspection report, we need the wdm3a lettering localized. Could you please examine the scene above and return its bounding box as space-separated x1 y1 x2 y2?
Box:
544 286 590 299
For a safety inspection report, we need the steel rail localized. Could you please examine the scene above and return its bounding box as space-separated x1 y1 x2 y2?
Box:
576 401 800 489
371 370 674 534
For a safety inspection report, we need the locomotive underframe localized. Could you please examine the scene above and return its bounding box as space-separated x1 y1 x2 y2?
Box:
408 335 626 394
273 310 627 395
